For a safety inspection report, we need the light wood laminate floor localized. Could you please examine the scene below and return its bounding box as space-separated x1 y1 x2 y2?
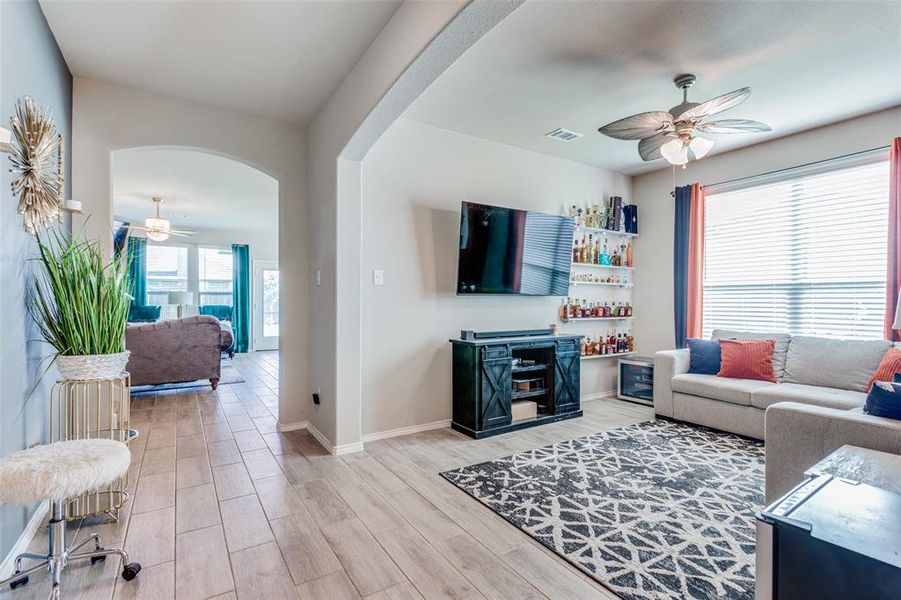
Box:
2 351 653 600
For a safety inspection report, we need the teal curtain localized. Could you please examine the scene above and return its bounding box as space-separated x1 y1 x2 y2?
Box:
232 244 251 353
127 237 147 306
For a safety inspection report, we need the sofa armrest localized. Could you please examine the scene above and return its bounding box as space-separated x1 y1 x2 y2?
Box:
653 349 690 418
765 402 901 503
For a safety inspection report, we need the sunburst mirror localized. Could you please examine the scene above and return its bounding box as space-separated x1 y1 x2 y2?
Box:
2 97 65 234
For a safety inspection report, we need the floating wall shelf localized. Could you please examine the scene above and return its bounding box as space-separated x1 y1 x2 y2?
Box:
580 352 633 360
574 225 638 238
562 316 634 322
571 263 633 271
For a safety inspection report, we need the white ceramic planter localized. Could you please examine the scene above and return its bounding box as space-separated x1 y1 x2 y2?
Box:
56 351 130 381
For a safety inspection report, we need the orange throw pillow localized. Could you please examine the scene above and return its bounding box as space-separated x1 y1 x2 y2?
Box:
717 339 777 383
868 347 901 390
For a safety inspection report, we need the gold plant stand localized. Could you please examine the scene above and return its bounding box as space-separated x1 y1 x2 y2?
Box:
50 373 134 522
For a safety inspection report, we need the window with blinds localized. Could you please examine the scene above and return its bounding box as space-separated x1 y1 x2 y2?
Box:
703 154 890 340
198 247 234 306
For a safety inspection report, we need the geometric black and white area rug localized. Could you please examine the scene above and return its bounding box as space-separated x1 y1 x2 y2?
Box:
441 420 765 600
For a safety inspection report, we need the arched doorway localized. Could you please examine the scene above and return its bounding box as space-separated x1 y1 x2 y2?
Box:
111 146 281 411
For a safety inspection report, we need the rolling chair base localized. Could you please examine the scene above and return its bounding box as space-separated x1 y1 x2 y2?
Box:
1 500 140 598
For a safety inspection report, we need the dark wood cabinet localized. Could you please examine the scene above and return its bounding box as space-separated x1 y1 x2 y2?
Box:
450 334 583 439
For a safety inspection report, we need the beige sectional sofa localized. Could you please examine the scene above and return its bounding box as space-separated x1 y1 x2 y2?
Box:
654 329 901 502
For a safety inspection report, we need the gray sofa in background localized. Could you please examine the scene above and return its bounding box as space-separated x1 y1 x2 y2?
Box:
654 329 901 502
126 315 225 389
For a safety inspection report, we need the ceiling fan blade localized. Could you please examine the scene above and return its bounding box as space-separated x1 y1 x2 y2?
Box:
598 111 673 140
696 119 771 134
170 231 195 237
676 87 751 121
638 132 673 161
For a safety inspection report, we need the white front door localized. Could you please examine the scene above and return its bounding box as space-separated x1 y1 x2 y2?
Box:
253 260 279 350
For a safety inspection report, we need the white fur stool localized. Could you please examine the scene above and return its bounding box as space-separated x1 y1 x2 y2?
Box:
0 439 141 598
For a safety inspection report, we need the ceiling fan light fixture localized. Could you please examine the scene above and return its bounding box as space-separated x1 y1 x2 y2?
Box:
660 138 689 166
145 216 171 241
597 74 768 165
689 136 714 160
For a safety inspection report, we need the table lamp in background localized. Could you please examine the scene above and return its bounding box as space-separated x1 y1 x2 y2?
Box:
168 291 194 319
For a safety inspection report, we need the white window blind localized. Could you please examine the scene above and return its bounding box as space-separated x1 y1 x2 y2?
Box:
146 244 188 319
703 155 890 340
198 247 233 306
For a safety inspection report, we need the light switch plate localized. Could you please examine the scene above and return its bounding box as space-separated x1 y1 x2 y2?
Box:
315 270 321 286
373 269 384 286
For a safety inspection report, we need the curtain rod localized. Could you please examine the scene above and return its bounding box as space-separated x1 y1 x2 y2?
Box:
705 144 890 190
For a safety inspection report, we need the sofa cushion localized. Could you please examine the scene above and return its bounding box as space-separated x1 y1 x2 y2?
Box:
712 329 791 380
718 339 777 383
782 335 890 392
671 373 774 406
750 383 866 411
128 304 161 323
687 339 721 375
868 347 901 390
864 381 901 420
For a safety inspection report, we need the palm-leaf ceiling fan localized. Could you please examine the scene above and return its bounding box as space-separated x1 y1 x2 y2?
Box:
124 197 195 241
598 74 770 166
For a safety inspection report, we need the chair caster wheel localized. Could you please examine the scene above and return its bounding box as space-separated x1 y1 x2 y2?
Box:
91 554 106 564
10 575 28 589
121 563 141 581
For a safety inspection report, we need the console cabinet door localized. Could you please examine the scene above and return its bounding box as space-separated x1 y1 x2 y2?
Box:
479 346 512 430
555 341 580 414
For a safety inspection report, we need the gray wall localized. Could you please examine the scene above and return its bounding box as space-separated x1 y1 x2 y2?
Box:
0 0 72 561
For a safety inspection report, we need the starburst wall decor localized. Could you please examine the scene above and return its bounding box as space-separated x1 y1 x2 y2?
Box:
2 97 65 234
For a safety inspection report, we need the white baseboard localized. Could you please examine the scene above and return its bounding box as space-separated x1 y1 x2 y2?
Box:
276 420 309 433
361 419 452 443
581 390 617 402
0 501 48 579
333 441 365 455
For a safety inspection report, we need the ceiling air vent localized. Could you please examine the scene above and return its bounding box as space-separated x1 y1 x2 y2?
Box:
546 128 583 142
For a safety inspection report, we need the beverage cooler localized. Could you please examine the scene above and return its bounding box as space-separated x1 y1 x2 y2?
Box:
617 356 654 406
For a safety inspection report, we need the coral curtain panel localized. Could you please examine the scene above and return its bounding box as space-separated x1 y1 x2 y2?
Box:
687 183 706 339
231 244 251 353
886 138 901 341
127 236 147 306
673 184 706 347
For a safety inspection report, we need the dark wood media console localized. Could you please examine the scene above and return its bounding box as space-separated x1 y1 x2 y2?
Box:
450 332 583 439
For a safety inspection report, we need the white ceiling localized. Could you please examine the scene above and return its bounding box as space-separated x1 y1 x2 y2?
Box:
39 0 402 124
112 148 278 233
405 0 901 174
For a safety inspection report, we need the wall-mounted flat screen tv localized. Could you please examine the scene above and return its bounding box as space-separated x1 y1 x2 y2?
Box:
456 201 573 295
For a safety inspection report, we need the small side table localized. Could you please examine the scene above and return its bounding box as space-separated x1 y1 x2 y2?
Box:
756 445 901 600
50 374 134 522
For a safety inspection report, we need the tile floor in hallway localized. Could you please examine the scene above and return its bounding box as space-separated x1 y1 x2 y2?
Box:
1 351 653 600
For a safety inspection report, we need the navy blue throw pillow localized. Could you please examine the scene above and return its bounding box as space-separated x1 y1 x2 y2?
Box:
687 339 721 375
892 373 901 384
865 381 901 420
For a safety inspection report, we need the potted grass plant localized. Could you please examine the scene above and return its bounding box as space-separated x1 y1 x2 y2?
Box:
30 231 132 380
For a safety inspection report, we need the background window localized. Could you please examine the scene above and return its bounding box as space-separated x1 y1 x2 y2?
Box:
146 245 188 319
199 247 233 306
703 157 890 340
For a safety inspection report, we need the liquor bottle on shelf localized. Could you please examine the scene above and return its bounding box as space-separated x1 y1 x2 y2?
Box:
599 239 611 265
626 242 633 268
